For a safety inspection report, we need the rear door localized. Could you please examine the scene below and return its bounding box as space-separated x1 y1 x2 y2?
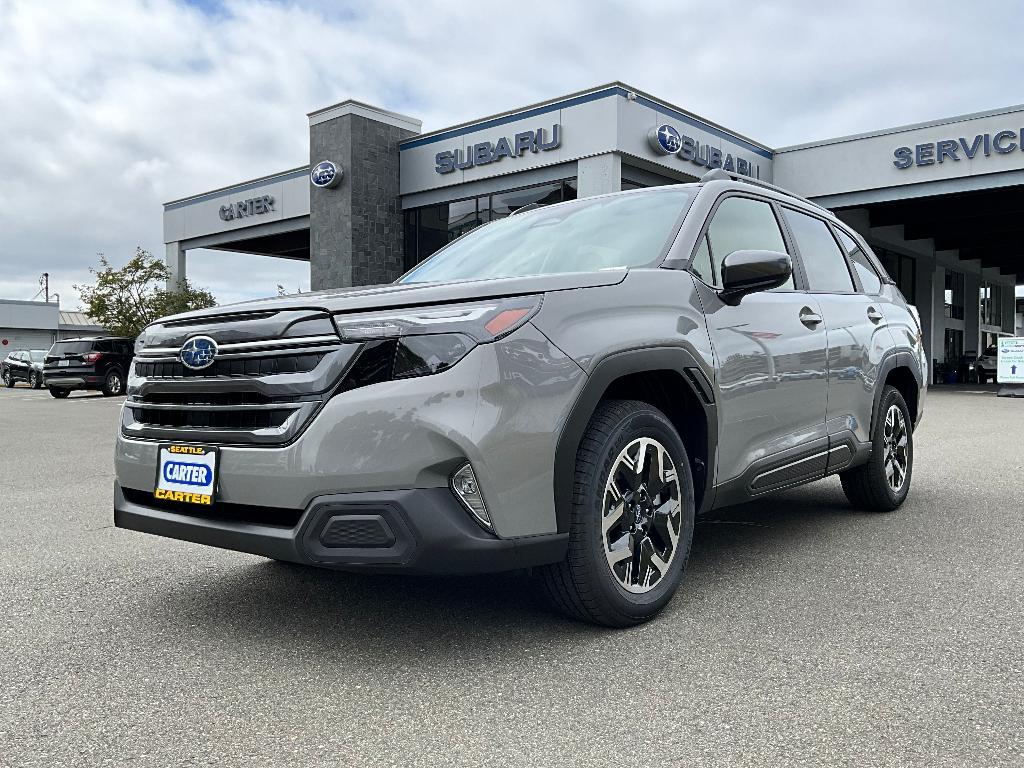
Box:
690 194 829 490
780 208 894 451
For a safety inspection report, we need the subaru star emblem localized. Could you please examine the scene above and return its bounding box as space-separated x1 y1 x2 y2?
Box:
179 336 218 370
310 160 342 188
648 124 682 155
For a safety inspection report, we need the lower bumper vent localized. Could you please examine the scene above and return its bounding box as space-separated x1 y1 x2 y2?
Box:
319 515 396 548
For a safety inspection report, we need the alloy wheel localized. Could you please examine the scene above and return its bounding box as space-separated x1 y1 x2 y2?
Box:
882 404 909 492
601 437 682 594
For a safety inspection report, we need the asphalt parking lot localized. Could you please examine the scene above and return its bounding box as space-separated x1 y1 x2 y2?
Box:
1 384 1022 767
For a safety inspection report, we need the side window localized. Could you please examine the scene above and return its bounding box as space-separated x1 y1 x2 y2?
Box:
782 209 855 293
837 230 882 294
703 196 794 290
94 340 112 353
689 234 714 286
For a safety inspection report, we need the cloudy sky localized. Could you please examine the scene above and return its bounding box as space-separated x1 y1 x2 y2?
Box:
1 0 1022 309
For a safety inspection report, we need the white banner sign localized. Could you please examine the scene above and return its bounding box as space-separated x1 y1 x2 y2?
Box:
997 337 1024 383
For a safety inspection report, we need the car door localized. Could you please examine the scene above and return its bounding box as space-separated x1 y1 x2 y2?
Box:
689 194 829 493
11 352 27 381
780 208 894 452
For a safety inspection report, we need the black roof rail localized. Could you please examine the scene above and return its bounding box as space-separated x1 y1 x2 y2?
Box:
699 168 830 213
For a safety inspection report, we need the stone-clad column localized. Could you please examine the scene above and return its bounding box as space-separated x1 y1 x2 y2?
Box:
308 101 421 289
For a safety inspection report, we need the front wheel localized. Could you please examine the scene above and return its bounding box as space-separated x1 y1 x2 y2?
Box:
49 387 70 399
840 385 913 512
29 370 42 389
977 368 988 385
538 399 696 627
2 369 13 388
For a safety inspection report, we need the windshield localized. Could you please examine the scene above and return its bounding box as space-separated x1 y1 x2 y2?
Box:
29 350 46 362
400 187 694 284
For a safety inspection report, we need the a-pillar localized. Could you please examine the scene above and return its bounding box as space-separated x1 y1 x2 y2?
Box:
166 242 186 292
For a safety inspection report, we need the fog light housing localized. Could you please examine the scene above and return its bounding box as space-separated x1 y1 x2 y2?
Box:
451 462 492 531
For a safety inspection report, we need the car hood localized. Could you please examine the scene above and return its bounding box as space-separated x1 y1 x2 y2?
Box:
141 270 630 348
158 270 628 322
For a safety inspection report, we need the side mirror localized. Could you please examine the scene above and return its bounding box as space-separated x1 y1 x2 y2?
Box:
719 250 792 304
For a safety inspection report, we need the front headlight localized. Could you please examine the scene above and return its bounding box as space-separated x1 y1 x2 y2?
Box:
334 296 540 344
335 296 540 387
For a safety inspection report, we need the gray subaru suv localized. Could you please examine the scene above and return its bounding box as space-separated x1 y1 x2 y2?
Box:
115 170 926 627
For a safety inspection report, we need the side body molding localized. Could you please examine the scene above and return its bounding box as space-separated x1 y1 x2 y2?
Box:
552 345 720 533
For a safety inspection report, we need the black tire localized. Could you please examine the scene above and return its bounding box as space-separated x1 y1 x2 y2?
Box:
29 370 42 389
840 385 913 512
102 368 124 397
977 368 987 385
2 369 13 388
538 399 696 627
49 387 70 398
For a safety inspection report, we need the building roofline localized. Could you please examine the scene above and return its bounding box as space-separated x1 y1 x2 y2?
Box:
163 165 310 208
308 98 422 132
775 102 1024 153
0 298 59 308
398 81 774 158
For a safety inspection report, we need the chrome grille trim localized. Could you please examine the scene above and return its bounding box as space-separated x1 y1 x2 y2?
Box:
137 334 341 358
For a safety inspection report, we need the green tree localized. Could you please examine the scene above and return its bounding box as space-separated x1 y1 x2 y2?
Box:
75 248 217 338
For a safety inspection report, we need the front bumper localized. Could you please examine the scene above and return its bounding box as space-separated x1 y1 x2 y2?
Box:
114 482 567 574
115 322 587 539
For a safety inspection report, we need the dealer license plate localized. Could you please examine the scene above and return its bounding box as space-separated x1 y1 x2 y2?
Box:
154 444 218 505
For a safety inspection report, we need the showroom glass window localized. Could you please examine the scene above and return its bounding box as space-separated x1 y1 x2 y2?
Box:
781 208 854 292
693 196 793 290
944 271 964 320
876 247 916 304
836 230 881 294
980 282 1003 327
403 179 578 271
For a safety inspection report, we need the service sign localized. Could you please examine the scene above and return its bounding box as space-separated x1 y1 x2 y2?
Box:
155 445 218 505
997 337 1024 383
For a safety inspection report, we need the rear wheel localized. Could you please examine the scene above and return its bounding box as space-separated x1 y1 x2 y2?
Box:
2 369 13 388
840 385 913 512
538 399 695 627
102 369 124 397
49 387 70 399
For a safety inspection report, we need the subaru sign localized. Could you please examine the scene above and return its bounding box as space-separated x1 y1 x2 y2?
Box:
647 123 759 177
179 336 218 371
435 125 561 174
311 160 342 188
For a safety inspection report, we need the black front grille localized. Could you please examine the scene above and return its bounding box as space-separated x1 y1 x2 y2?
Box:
122 487 303 527
129 407 295 430
135 353 324 378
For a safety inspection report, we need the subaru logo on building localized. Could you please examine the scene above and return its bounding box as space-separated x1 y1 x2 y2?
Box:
649 124 682 155
179 336 218 370
310 160 342 188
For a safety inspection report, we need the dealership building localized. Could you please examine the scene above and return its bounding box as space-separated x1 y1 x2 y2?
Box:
163 82 1023 367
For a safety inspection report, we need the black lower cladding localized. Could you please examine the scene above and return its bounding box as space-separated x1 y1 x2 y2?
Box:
113 483 568 574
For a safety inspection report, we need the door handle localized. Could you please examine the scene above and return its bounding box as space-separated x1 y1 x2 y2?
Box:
799 307 823 327
867 307 885 324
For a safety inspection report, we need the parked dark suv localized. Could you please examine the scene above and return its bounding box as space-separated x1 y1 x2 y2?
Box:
114 170 927 626
44 337 134 398
2 349 47 388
